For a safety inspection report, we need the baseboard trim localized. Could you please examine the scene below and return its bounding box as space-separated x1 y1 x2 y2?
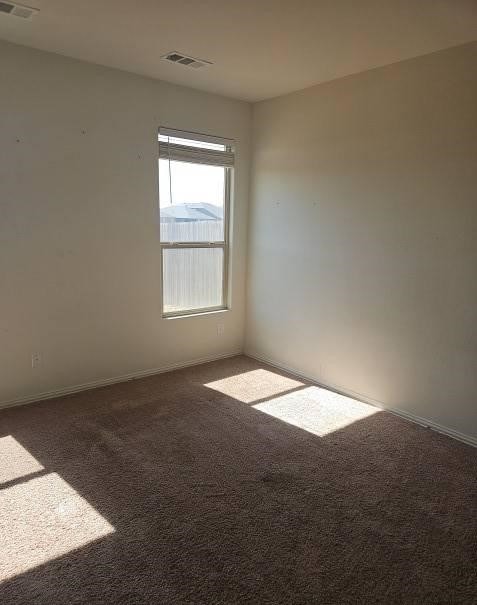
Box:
245 351 477 449
0 350 243 412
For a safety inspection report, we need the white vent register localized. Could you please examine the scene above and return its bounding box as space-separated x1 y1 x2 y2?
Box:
0 1 38 18
161 52 212 70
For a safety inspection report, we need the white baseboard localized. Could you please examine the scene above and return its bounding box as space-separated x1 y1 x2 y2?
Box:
0 350 243 412
4 347 475 449
245 351 477 449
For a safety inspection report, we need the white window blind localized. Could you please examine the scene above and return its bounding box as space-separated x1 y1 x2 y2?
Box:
159 129 234 167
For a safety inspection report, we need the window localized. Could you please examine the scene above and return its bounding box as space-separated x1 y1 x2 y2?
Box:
158 128 234 317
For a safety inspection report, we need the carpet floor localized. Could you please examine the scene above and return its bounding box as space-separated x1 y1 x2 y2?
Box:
0 355 476 604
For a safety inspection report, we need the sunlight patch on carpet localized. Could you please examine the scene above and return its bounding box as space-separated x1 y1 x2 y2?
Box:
253 386 380 437
0 469 114 581
204 368 304 404
0 436 44 485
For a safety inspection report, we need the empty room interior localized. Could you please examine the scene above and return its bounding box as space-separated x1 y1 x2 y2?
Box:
1 1 477 603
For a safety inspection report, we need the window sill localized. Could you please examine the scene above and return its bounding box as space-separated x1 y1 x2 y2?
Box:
163 307 229 320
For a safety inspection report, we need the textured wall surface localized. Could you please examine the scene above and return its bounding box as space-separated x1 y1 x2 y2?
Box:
0 40 251 403
246 42 477 441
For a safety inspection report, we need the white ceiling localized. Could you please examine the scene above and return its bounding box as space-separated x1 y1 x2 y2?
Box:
1 0 476 102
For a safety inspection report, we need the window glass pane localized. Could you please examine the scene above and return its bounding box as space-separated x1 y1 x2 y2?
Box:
159 159 225 242
162 247 224 314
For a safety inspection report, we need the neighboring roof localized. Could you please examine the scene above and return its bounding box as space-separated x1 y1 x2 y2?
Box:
160 203 223 221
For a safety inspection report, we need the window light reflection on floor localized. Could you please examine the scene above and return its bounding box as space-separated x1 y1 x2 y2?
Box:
0 435 44 484
0 437 115 582
253 385 379 437
205 368 304 404
205 369 379 436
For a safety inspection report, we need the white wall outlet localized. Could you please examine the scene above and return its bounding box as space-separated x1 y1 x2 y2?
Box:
217 322 225 336
31 352 41 369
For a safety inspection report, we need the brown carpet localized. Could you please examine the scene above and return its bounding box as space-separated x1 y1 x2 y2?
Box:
0 355 476 604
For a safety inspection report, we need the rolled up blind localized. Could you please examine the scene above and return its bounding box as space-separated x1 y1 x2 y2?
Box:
159 130 234 167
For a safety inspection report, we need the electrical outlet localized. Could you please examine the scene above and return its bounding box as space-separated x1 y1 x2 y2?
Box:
217 323 225 336
31 352 41 369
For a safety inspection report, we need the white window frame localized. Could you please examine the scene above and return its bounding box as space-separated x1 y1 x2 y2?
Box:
158 127 234 318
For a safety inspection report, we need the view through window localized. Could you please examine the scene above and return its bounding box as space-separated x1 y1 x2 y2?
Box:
158 129 234 316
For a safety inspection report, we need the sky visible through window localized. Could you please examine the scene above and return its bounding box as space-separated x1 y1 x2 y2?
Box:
159 160 224 208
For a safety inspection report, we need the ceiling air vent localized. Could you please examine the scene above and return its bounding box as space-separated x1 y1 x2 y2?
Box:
0 1 39 19
161 52 212 70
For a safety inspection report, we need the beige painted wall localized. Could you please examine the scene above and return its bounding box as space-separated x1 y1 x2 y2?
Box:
0 40 251 404
246 42 477 441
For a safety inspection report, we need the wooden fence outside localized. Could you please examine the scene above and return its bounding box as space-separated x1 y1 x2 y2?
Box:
161 220 224 312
